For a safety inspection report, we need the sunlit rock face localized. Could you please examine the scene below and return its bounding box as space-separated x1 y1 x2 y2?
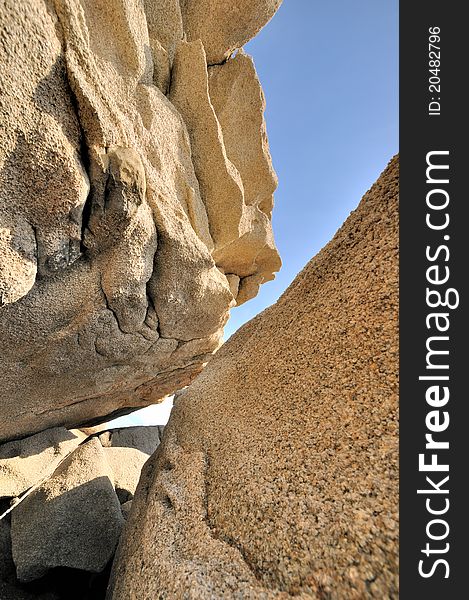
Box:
108 157 399 599
0 0 282 442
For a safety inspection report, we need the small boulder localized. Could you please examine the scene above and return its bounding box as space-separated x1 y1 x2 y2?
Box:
98 426 161 456
11 438 123 582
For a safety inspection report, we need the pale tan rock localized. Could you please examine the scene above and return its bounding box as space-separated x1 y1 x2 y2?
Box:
169 40 247 255
208 51 281 298
103 447 149 503
149 37 171 94
169 41 280 290
143 0 183 61
108 157 399 599
99 426 161 456
11 438 123 582
180 0 283 64
0 222 37 308
0 428 87 499
213 206 280 300
236 272 265 305
225 274 240 299
0 0 279 442
209 51 277 215
0 0 90 305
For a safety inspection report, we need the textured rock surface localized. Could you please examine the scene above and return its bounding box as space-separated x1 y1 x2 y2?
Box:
0 428 87 498
109 157 399 599
208 50 280 301
169 40 280 302
180 0 283 64
0 0 281 442
99 426 162 456
103 447 149 503
1 427 157 595
11 438 123 582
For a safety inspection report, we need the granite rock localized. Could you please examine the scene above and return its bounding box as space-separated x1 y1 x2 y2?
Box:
180 0 283 64
103 447 149 503
98 426 161 456
108 157 399 599
0 428 87 499
0 0 280 442
11 438 123 582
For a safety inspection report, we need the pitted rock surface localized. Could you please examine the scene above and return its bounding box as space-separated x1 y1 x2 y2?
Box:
0 0 282 442
109 157 399 599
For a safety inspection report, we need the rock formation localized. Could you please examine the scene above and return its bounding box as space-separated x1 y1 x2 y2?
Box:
0 425 162 598
180 0 282 64
0 428 87 498
108 157 399 599
0 0 281 443
1 2 399 598
12 438 124 582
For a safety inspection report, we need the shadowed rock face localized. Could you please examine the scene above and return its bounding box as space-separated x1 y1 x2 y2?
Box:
0 425 162 595
11 438 124 583
0 0 282 442
108 157 399 599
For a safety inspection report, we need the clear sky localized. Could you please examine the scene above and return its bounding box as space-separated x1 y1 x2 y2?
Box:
109 1 398 428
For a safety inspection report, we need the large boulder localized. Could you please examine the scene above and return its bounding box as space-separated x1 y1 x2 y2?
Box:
11 438 124 582
0 0 280 442
108 157 399 599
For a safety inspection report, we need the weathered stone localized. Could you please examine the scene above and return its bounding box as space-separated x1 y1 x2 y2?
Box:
0 0 90 305
208 50 281 302
209 51 277 216
11 438 123 582
108 157 399 599
103 447 149 503
169 40 246 258
180 0 283 64
98 426 161 456
149 37 171 94
0 0 279 442
0 428 87 498
169 40 280 288
143 0 183 62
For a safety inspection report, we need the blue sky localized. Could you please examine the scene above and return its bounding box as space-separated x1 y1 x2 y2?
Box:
110 1 398 427
225 0 399 338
